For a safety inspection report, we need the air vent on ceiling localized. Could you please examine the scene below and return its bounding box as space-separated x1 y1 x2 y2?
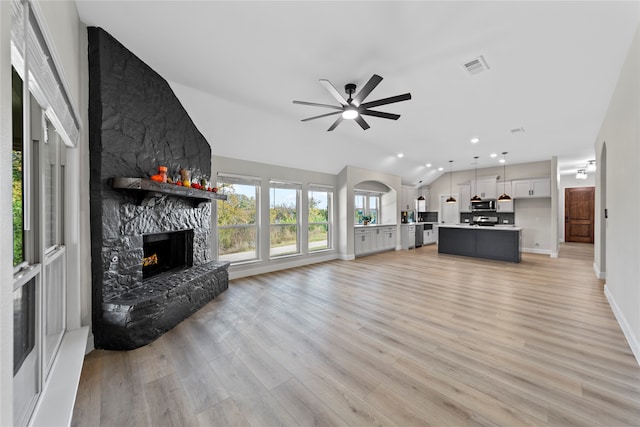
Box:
463 55 489 75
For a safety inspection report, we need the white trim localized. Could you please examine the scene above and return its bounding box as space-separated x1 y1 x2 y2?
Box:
29 326 89 427
10 0 79 147
228 252 338 280
593 262 606 279
522 247 552 255
604 284 640 367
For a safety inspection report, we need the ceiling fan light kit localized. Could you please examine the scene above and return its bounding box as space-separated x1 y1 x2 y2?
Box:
293 74 411 131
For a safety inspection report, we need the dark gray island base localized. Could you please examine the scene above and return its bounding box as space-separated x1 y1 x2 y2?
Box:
438 225 522 263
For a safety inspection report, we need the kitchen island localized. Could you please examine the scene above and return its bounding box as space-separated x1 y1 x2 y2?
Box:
438 224 522 263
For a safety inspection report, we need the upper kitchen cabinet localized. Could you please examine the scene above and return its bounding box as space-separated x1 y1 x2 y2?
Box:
512 178 551 198
471 177 497 200
457 184 472 212
417 188 429 212
496 181 514 212
401 185 418 211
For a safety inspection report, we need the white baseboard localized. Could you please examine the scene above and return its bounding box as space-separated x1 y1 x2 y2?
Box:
604 284 640 367
522 247 552 255
550 251 558 258
85 331 95 355
30 326 89 427
593 262 606 279
229 252 339 280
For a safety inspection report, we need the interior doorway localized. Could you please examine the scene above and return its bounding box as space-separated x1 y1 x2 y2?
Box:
564 187 595 243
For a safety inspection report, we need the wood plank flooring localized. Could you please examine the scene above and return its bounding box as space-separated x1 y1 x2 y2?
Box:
72 243 640 426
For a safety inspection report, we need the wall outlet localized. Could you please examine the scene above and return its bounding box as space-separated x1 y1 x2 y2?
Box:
503 220 509 224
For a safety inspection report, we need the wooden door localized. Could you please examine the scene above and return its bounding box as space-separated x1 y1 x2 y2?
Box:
565 187 594 243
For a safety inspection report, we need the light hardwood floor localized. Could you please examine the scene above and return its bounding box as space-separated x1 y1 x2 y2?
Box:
72 243 640 426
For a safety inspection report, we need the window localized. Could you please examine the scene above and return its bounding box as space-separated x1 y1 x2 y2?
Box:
12 61 70 427
217 174 260 263
308 186 332 251
355 191 381 224
270 181 300 257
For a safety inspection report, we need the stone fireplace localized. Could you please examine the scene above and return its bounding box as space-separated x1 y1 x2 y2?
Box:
88 27 228 350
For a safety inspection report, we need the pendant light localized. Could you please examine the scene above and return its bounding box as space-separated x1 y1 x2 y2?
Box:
498 152 512 201
446 160 456 203
471 156 482 203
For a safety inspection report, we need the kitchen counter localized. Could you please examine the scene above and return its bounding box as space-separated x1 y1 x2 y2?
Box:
354 223 398 228
439 224 522 231
438 224 521 262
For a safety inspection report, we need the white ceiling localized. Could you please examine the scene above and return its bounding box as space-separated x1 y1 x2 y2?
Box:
75 1 639 186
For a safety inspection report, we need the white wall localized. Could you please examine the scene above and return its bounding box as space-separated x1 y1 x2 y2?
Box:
515 198 552 253
595 24 640 364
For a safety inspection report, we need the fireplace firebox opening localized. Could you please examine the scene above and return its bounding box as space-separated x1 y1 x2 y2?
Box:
142 229 194 279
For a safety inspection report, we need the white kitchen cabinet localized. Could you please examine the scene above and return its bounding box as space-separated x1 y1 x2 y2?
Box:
457 184 472 212
355 226 396 256
496 199 514 213
401 185 418 211
401 224 416 250
471 177 497 200
417 188 429 212
354 228 372 255
512 178 551 198
423 225 438 245
496 180 512 198
375 226 396 251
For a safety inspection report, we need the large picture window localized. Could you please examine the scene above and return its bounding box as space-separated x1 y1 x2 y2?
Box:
270 180 300 257
308 186 332 251
355 191 381 224
217 175 260 263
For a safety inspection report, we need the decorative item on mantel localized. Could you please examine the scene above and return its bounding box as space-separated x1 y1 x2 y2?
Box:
112 176 227 207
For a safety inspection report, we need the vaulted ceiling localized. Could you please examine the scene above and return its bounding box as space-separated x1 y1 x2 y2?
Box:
75 1 639 185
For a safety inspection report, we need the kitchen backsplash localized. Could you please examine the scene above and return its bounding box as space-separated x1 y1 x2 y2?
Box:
460 212 515 224
418 211 439 222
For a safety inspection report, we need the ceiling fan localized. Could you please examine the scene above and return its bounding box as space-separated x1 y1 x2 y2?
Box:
293 74 411 131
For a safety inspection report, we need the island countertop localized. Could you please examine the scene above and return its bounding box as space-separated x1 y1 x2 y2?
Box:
438 224 522 231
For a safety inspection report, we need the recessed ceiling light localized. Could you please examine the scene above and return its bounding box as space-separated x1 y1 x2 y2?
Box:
438 167 444 171
397 153 404 158
426 163 432 167
490 153 497 158
470 137 480 144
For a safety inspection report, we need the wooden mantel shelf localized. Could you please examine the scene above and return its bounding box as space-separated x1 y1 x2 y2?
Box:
112 177 227 205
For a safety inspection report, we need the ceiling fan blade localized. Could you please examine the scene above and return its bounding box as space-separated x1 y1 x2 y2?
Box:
293 100 342 110
319 79 348 106
360 110 401 120
301 111 342 122
352 74 383 106
354 115 370 130
360 93 412 109
327 116 344 131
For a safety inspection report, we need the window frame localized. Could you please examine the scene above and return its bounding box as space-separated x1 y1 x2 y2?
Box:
216 173 261 264
354 191 382 225
307 186 333 252
269 180 301 258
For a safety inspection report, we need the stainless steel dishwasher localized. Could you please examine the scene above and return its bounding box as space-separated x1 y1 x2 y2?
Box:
415 223 424 247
